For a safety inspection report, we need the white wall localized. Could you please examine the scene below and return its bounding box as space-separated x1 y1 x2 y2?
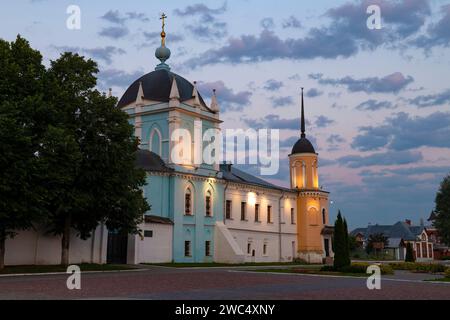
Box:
223 185 298 262
132 223 173 264
4 225 107 266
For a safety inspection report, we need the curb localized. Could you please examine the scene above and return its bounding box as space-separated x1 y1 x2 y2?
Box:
0 268 148 278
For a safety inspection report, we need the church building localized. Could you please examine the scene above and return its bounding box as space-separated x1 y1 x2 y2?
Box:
3 17 333 266
115 19 333 265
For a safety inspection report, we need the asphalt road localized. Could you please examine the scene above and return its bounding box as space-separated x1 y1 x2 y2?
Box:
0 266 449 300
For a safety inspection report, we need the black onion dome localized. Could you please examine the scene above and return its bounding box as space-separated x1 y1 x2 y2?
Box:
291 137 316 154
117 69 210 110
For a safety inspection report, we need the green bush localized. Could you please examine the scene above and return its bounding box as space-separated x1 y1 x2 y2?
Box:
321 262 393 275
445 268 450 278
293 257 308 264
320 265 336 272
389 262 446 273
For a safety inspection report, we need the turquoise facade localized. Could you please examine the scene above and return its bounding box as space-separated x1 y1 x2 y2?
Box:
133 103 224 262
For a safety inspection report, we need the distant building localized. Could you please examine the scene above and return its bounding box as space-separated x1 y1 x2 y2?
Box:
427 211 450 260
350 220 434 261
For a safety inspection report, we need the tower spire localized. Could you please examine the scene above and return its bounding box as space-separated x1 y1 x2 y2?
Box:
301 87 306 138
155 13 171 70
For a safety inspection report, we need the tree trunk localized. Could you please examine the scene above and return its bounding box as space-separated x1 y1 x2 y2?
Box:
0 232 5 270
61 213 72 266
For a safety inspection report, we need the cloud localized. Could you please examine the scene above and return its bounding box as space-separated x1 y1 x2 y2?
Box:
184 0 431 68
337 150 423 168
98 26 129 39
352 112 450 151
356 99 397 111
260 17 275 30
282 16 302 29
101 10 149 25
98 69 144 88
197 80 252 112
385 166 450 176
280 136 301 149
174 2 227 17
327 134 345 151
306 88 323 98
315 115 335 128
270 96 294 108
407 89 450 108
309 72 413 94
263 79 283 91
174 2 228 41
51 46 126 64
411 4 450 50
244 114 305 130
186 22 227 41
327 134 345 144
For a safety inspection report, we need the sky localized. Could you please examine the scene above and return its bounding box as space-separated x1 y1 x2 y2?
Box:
2 0 450 229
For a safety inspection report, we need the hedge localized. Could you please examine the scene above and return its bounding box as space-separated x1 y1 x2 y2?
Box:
389 262 447 273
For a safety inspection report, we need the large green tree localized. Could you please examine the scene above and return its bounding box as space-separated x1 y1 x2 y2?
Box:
0 36 48 269
43 52 149 265
333 210 350 270
1 36 149 268
434 174 450 246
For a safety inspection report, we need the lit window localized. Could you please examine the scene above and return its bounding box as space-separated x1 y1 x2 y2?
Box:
185 188 192 215
205 191 212 217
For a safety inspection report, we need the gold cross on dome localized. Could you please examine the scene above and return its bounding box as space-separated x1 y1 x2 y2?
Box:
160 13 167 32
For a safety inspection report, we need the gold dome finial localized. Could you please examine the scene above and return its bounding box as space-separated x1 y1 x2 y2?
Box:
160 13 167 46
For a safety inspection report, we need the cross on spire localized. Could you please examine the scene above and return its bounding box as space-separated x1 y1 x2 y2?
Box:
160 13 167 32
160 13 167 46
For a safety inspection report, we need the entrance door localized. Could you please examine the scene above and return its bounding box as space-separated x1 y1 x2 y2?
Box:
107 230 128 264
324 238 330 257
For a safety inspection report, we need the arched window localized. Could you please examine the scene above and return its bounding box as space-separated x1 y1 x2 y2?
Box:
291 163 297 188
322 208 326 225
185 188 193 215
301 161 306 188
149 127 162 156
205 190 212 217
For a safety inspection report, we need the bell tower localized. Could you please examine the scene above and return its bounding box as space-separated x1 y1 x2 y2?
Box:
289 88 331 264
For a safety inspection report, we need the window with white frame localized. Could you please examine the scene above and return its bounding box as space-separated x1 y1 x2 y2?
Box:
185 188 192 215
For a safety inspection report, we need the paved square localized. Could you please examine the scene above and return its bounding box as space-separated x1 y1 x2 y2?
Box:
0 266 449 300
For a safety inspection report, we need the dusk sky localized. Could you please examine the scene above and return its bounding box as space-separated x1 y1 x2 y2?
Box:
2 0 450 229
